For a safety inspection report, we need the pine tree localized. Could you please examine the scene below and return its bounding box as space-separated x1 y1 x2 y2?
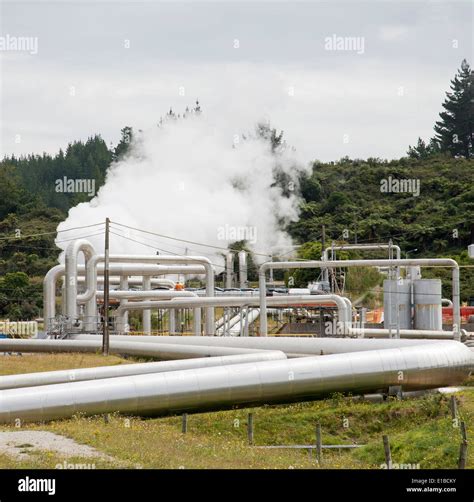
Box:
113 126 133 160
407 137 440 159
434 59 474 158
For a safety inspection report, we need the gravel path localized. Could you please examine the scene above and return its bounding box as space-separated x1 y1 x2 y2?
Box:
0 431 115 461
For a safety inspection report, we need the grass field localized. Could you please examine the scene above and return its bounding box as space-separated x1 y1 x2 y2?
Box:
0 353 472 469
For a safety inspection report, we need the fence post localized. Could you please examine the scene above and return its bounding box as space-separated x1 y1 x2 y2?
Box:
182 413 188 434
383 435 392 469
450 395 458 420
458 421 468 469
247 413 254 445
316 422 322 464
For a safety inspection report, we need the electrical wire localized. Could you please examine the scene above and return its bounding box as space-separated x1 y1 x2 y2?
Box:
111 220 273 258
0 222 104 242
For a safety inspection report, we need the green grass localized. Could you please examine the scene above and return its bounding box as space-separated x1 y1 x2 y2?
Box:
0 353 472 469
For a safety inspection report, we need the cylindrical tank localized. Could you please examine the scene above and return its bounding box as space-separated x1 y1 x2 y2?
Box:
383 279 412 330
414 279 442 330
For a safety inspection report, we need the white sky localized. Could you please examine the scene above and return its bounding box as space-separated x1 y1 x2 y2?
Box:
0 0 473 162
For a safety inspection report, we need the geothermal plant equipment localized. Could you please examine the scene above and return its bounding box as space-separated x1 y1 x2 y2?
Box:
0 238 472 424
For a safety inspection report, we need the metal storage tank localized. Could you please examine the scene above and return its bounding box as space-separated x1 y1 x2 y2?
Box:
414 279 442 330
383 279 412 330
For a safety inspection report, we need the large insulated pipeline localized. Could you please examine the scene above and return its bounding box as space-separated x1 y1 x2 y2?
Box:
76 334 448 357
0 340 471 424
0 351 287 390
0 338 275 359
259 259 461 339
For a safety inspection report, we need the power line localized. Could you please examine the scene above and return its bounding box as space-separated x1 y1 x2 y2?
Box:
109 224 204 256
109 230 228 270
0 231 105 252
0 222 104 242
111 220 272 258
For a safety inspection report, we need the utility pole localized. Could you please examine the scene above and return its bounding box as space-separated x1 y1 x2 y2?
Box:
321 225 327 284
102 217 110 356
269 255 274 285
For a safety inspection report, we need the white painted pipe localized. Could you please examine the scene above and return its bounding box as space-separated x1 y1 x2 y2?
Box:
142 276 152 335
238 250 248 289
322 243 402 282
0 351 286 390
119 276 129 333
225 252 234 289
1 339 471 423
44 263 204 329
67 249 215 334
64 240 96 321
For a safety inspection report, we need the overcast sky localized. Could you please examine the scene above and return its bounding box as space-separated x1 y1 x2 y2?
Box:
0 0 473 162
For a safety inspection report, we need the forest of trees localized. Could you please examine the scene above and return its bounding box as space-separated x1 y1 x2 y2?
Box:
0 61 472 319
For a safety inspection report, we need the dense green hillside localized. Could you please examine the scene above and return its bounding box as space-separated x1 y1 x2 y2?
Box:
294 155 473 253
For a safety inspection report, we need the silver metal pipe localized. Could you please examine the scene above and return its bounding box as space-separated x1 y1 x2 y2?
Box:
142 276 152 335
228 309 260 336
64 239 96 321
238 251 248 289
75 334 445 357
70 250 215 334
259 258 461 339
119 276 129 332
43 265 64 331
225 252 234 289
169 309 177 334
78 277 176 287
116 292 197 334
322 243 401 261
322 243 401 282
44 263 200 325
0 351 286 390
0 338 272 359
114 295 350 326
193 308 202 336
349 328 457 339
96 290 196 300
1 340 471 424
113 294 351 338
111 295 456 339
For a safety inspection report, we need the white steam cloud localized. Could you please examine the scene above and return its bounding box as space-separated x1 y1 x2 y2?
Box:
56 112 307 269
